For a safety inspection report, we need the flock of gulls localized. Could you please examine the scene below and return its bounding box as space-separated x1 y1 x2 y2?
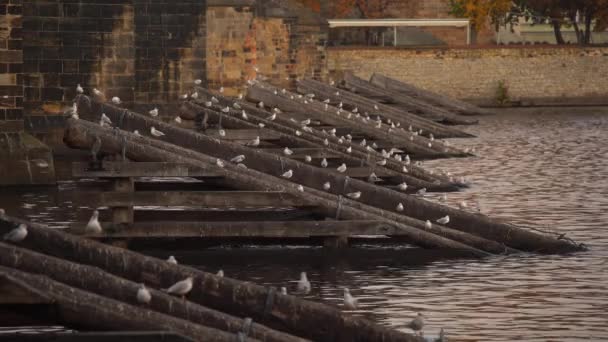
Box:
45 78 467 339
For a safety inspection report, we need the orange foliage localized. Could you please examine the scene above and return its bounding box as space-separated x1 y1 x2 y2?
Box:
296 0 321 13
452 0 512 29
333 0 389 19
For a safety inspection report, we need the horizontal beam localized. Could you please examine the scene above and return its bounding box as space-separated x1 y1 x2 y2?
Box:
77 191 316 208
328 18 470 28
260 147 342 158
70 220 397 238
0 274 52 305
205 129 281 141
0 331 192 342
72 162 223 178
345 166 393 178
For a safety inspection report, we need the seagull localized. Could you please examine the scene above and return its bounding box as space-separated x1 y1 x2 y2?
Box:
336 163 347 173
230 155 245 163
321 158 328 168
246 136 260 147
93 88 104 98
3 224 27 242
297 272 311 294
295 130 302 136
211 96 219 103
297 184 304 192
76 84 83 94
398 182 408 191
219 86 224 93
85 210 102 233
180 93 189 100
428 142 432 148
238 93 244 100
347 191 361 199
371 142 378 149
429 134 434 141
149 107 158 117
360 139 367 146
377 159 387 166
323 182 331 190
258 101 264 108
396 203 404 211
222 106 230 113
301 119 311 125
417 188 427 196
204 101 212 107
232 102 241 109
216 270 224 277
267 113 276 121
167 256 178 264
111 96 121 105
407 313 425 336
218 129 226 137
194 79 202 85
374 104 379 110
273 107 281 114
346 146 352 153
425 220 432 229
236 163 247 169
343 288 358 310
175 116 182 123
281 170 293 179
151 127 165 137
241 110 248 120
136 284 152 304
323 139 329 146
191 92 199 99
283 147 293 156
329 128 336 136
404 155 411 165
101 113 112 125
368 172 382 183
216 159 225 168
459 201 468 209
280 287 288 295
162 277 194 298
402 166 408 173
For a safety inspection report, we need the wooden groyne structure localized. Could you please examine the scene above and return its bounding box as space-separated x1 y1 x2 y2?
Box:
0 75 585 340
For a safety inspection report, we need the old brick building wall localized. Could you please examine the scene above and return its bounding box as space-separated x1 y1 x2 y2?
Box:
0 0 23 132
328 46 608 105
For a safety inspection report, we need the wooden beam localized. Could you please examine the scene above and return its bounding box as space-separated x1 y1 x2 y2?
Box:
72 162 223 178
77 191 316 208
0 274 52 305
260 147 342 158
0 331 193 342
205 129 280 141
69 220 397 238
134 209 319 222
344 167 393 178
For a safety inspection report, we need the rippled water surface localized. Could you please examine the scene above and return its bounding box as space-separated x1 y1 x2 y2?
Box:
1 108 607 341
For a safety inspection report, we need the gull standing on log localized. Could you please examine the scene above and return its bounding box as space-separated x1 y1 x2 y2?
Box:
111 96 121 105
396 203 404 212
398 182 408 191
321 158 328 168
282 170 293 179
283 147 293 156
425 220 432 229
85 210 102 233
437 215 450 225
347 191 361 199
76 84 83 94
167 255 178 264
136 284 152 304
149 107 158 117
174 116 182 124
343 288 358 310
407 313 425 336
151 127 165 137
230 155 245 163
297 272 311 294
304 155 311 162
216 159 225 168
162 277 193 298
246 136 260 147
3 224 27 243
101 113 112 125
216 270 224 277
337 163 347 173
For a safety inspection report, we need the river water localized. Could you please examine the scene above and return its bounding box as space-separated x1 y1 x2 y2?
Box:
1 108 607 341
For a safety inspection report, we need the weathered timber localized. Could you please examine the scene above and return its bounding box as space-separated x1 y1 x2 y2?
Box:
296 79 475 138
186 100 457 191
342 73 478 125
0 273 52 305
134 209 319 222
206 129 281 141
0 266 242 342
0 216 420 342
370 73 493 116
76 191 315 208
259 148 342 159
72 162 223 178
0 243 307 342
64 118 492 254
68 220 396 238
0 331 192 342
246 83 470 158
64 117 582 254
188 88 459 188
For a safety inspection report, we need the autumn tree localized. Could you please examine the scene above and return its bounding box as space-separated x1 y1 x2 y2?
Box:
449 0 513 44
332 0 390 19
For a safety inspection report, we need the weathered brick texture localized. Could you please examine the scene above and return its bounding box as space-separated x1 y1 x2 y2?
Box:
0 0 23 132
328 46 608 104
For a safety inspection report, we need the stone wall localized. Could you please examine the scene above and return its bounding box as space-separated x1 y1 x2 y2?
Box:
327 46 608 105
0 0 23 132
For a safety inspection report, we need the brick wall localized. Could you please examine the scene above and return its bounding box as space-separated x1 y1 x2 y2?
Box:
328 46 608 104
21 0 206 123
0 0 23 132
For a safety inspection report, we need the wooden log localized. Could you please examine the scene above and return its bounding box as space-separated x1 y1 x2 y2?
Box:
0 266 244 342
76 191 315 208
296 79 475 139
370 73 493 116
0 243 307 342
0 216 419 342
64 117 582 254
72 162 223 178
246 84 468 159
67 220 396 238
205 129 281 141
342 73 478 125
0 331 193 342
134 209 319 222
188 88 460 189
64 118 491 254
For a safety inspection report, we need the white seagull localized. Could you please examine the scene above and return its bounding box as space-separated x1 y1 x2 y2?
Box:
3 224 27 242
336 163 347 173
162 277 193 298
297 272 311 294
321 158 328 168
111 96 121 105
230 155 245 163
93 88 104 98
396 203 404 212
76 84 83 94
282 170 293 178
246 136 260 147
437 215 450 225
216 159 225 168
323 182 331 190
101 113 112 125
347 191 361 199
425 220 432 229
398 182 408 191
85 210 102 233
280 287 288 295
167 255 178 264
283 147 293 156
175 116 182 123
194 79 202 85
149 107 158 117
417 188 427 196
216 270 224 277
151 127 165 137
343 288 358 310
377 159 387 166
133 130 142 137
136 284 152 304
304 155 312 163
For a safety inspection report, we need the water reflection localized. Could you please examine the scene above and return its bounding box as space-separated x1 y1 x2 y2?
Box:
1 108 607 340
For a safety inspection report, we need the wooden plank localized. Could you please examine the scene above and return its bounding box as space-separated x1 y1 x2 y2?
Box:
69 220 397 238
77 191 316 207
0 274 52 305
134 209 319 222
0 331 193 342
205 129 280 141
72 162 223 178
259 147 342 158
345 167 393 178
